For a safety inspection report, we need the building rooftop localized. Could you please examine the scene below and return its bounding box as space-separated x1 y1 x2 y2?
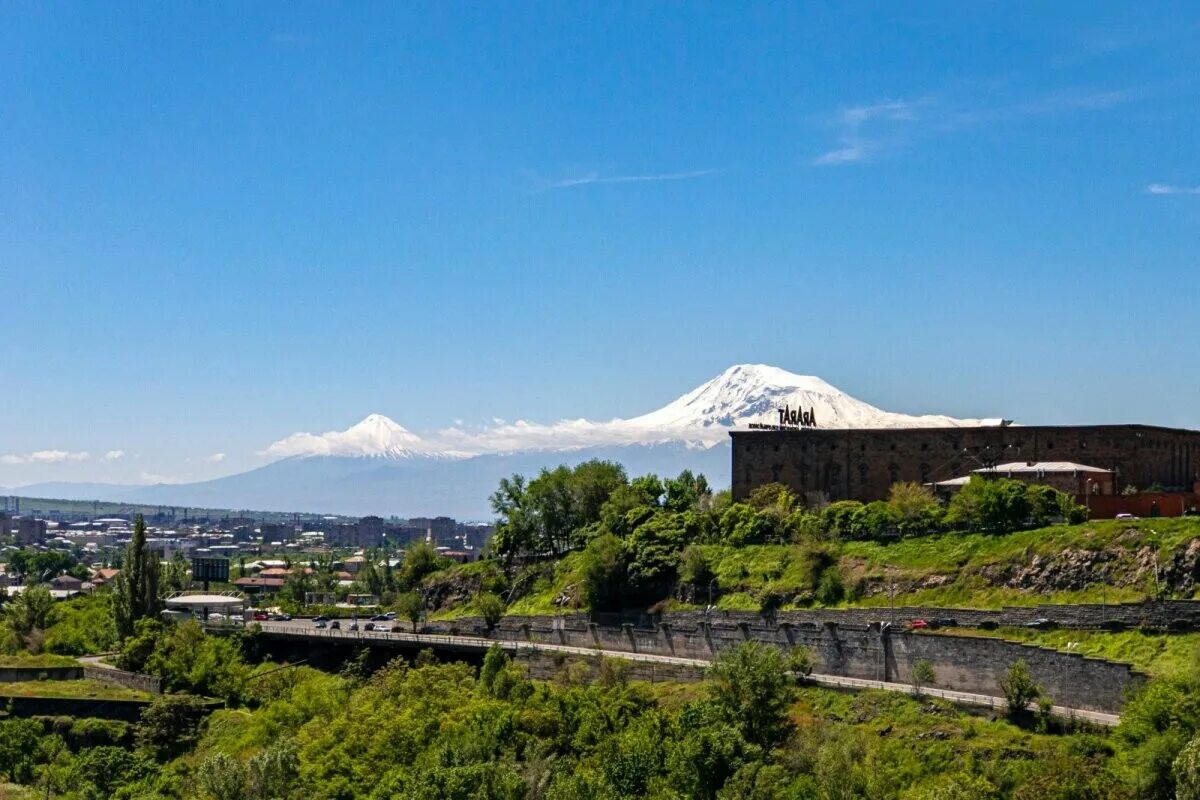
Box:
981 462 1114 475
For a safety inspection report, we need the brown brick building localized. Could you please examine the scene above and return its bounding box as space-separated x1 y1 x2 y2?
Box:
730 424 1200 503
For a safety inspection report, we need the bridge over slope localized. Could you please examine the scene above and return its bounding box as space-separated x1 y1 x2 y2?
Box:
253 620 1126 725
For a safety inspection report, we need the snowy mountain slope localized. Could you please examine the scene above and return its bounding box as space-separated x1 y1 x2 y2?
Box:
429 363 997 453
623 363 994 435
264 413 463 459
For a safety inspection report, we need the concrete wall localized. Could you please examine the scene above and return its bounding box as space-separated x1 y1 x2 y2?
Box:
0 666 82 682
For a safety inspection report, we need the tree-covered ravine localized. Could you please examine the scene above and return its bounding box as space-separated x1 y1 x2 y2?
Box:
5 460 1200 798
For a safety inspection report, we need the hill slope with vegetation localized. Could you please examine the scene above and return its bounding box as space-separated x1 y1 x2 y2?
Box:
405 461 1200 618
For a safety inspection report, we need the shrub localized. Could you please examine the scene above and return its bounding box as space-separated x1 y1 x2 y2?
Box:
911 659 937 695
999 660 1041 717
475 592 504 630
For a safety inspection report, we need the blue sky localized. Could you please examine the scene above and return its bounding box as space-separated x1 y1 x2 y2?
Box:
2 3 1198 486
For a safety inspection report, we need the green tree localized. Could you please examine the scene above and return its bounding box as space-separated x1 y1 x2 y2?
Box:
820 500 865 539
911 659 937 696
248 740 299 799
476 591 504 630
999 660 1041 716
112 514 161 640
706 642 795 749
788 645 815 677
679 545 714 588
395 591 424 632
625 511 693 590
135 693 209 761
198 751 248 800
398 541 442 590
1175 733 1200 800
578 533 627 611
664 469 713 512
746 482 797 515
719 503 777 546
4 584 53 643
0 718 43 784
887 481 943 535
161 552 191 594
492 461 629 557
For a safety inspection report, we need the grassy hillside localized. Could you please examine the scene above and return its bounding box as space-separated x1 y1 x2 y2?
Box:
454 518 1200 616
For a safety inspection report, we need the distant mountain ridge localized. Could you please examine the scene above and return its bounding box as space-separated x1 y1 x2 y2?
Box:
10 364 1001 517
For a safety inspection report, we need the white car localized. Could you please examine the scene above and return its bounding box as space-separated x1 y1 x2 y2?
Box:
374 625 391 633
1115 513 1139 521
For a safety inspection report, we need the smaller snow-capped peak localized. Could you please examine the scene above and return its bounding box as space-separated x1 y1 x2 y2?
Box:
263 414 460 460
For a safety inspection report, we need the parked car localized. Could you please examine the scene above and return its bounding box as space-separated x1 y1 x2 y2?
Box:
314 620 327 629
329 620 341 630
931 618 958 628
253 611 269 621
313 615 329 622
1024 618 1054 629
1116 513 1139 521
370 614 389 621
384 611 397 620
270 613 292 621
375 625 391 633
908 619 929 630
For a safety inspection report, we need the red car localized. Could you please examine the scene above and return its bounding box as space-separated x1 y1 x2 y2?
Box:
252 611 269 621
908 619 929 630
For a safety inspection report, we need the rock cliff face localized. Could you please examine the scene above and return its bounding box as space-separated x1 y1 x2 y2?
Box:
853 532 1200 600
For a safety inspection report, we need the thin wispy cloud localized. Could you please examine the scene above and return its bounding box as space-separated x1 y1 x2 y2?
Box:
813 87 1134 166
1 450 92 465
205 452 227 463
537 169 719 191
102 450 125 462
1146 183 1200 196
813 99 926 165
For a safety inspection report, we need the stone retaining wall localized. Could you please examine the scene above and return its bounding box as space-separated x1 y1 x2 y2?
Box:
0 665 161 695
514 650 706 684
427 614 1144 713
82 666 162 695
442 600 1200 634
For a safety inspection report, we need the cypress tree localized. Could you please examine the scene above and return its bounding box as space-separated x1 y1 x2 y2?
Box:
113 513 162 639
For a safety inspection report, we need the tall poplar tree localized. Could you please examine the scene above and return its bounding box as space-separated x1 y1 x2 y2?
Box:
113 513 162 639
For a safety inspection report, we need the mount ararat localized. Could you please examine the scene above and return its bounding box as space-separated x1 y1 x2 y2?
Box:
11 365 1001 518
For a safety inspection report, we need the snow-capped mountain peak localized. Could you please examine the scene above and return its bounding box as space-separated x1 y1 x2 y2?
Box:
262 413 458 460
618 363 995 439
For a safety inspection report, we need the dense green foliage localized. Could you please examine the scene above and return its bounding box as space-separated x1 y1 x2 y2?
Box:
483 463 1097 613
2 641 1199 799
117 618 252 703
